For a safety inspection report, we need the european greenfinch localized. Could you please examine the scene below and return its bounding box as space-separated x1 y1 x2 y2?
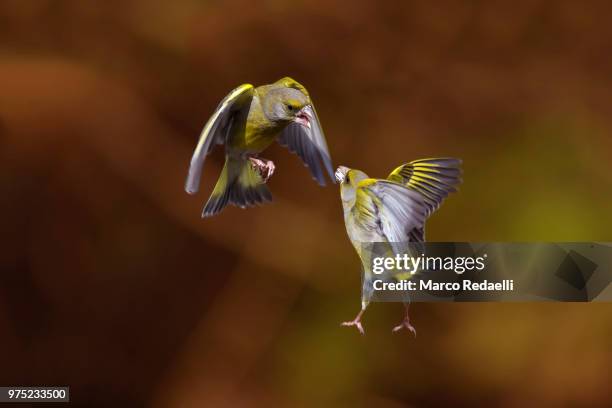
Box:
335 158 463 335
185 77 334 217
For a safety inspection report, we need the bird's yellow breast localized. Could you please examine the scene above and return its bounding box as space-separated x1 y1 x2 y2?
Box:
227 94 285 153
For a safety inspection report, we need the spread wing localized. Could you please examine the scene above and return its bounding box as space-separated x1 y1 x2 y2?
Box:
185 84 254 194
354 180 427 245
278 105 334 186
387 158 462 217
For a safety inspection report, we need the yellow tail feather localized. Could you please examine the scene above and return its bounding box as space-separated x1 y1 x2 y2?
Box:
202 157 272 217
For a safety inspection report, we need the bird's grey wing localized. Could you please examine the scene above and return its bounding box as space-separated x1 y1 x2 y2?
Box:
352 181 427 259
185 84 254 194
387 158 462 216
366 181 428 243
278 104 334 186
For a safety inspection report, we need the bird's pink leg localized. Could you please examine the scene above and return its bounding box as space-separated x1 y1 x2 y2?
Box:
341 308 366 335
248 155 275 182
392 303 416 337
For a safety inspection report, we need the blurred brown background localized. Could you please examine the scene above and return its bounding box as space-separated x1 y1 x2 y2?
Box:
1 1 612 406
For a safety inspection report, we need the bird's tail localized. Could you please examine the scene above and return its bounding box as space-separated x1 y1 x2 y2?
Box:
202 156 272 217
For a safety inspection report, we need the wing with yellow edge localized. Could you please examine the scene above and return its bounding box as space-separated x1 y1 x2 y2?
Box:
387 158 462 217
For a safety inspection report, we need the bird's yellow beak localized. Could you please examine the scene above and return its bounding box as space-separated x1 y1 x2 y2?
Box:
294 105 313 129
335 166 349 183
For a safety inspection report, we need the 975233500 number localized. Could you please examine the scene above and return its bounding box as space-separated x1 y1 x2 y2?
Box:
0 387 69 402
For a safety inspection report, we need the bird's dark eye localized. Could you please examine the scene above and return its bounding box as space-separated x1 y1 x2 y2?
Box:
345 174 350 183
286 104 294 111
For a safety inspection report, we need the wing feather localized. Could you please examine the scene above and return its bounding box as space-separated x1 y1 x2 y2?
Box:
185 84 254 194
354 180 427 245
278 105 334 185
387 158 462 216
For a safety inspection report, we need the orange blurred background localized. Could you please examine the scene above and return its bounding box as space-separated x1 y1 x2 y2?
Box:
1 1 611 406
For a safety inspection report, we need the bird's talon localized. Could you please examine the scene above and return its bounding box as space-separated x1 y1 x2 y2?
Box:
266 162 276 179
392 320 417 337
341 320 364 335
249 157 275 182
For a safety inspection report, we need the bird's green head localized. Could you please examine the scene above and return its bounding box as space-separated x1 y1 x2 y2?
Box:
262 80 313 129
335 166 369 208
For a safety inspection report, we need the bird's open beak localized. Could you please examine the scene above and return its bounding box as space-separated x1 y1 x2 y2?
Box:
295 105 313 129
335 166 349 183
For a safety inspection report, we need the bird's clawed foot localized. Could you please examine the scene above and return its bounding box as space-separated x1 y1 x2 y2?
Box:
341 309 365 335
392 304 416 337
248 156 275 182
341 318 364 335
392 319 417 337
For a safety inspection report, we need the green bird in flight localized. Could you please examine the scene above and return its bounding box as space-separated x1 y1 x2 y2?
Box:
335 158 463 335
186 77 334 217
